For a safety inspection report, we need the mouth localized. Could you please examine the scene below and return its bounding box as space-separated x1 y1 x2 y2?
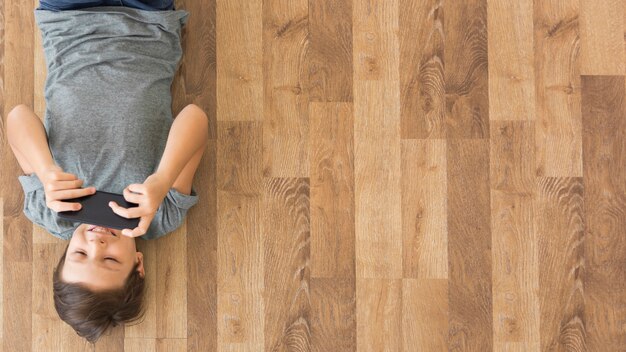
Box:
88 225 116 236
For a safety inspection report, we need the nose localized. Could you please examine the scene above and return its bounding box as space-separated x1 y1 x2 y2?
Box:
86 230 111 244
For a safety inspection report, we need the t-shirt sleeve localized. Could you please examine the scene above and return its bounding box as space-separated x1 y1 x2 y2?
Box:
142 186 199 240
18 173 76 240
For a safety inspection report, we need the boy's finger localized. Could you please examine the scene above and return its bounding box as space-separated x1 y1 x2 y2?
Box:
54 187 96 200
51 179 84 191
123 187 142 204
109 201 143 219
52 171 79 181
121 216 150 237
51 200 82 212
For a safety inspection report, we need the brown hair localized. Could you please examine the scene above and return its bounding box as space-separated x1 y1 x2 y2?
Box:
52 243 146 344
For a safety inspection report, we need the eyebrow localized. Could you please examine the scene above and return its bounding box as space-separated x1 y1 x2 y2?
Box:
69 257 121 272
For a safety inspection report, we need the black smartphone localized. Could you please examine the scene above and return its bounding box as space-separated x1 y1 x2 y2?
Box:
57 190 140 230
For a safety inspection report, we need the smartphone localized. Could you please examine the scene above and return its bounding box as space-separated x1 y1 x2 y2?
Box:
57 190 140 230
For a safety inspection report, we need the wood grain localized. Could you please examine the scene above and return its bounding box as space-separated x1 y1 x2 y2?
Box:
307 0 353 102
580 0 625 75
309 102 354 279
353 0 399 81
216 0 263 121
491 191 539 350
356 279 402 352
310 278 356 352
185 140 217 351
4 262 31 351
2 0 625 349
487 0 535 121
581 75 626 350
354 80 402 279
263 178 311 351
401 139 447 279
444 0 489 138
155 224 188 338
536 177 586 351
399 0 445 138
534 0 582 177
2 0 33 264
402 279 448 351
490 121 535 194
217 122 263 195
447 139 492 351
171 0 217 138
217 191 263 350
262 0 310 178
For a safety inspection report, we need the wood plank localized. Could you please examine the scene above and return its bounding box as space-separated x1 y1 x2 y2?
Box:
447 139 492 350
217 191 263 350
2 1 34 349
399 0 445 138
125 338 156 352
94 322 124 351
216 0 263 121
401 139 447 279
534 0 582 177
536 177 586 351
307 0 353 102
3 262 31 351
579 0 625 75
217 122 263 195
185 140 217 351
490 121 535 193
402 279 448 351
581 75 626 350
262 0 309 177
310 278 356 352
356 279 402 352
487 0 535 121
263 177 311 351
309 102 354 279
155 224 187 338
126 238 157 338
216 123 264 352
353 0 399 81
490 120 539 349
354 80 402 279
491 191 539 350
171 0 217 138
156 338 187 352
2 0 34 263
33 0 46 121
444 0 489 138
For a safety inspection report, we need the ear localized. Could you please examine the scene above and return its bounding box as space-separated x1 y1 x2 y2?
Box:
135 252 145 279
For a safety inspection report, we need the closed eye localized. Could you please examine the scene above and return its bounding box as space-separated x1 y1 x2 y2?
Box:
75 251 120 263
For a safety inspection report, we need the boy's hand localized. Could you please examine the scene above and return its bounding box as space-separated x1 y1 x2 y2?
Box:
41 164 96 212
108 173 170 237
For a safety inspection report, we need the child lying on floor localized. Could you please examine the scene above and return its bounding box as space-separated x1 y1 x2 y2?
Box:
5 0 207 344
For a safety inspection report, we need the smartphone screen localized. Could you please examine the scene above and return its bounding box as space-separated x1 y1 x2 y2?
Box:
56 190 140 230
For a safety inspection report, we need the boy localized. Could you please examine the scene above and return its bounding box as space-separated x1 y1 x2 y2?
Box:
5 0 207 343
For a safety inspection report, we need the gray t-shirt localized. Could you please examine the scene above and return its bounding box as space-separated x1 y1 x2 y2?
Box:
21 6 197 241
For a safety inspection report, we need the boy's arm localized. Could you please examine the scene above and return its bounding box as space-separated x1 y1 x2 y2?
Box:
153 104 209 194
6 104 57 179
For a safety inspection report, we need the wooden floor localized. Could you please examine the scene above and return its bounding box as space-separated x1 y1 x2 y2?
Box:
1 0 625 350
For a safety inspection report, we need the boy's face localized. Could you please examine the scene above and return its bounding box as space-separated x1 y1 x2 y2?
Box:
61 223 145 291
